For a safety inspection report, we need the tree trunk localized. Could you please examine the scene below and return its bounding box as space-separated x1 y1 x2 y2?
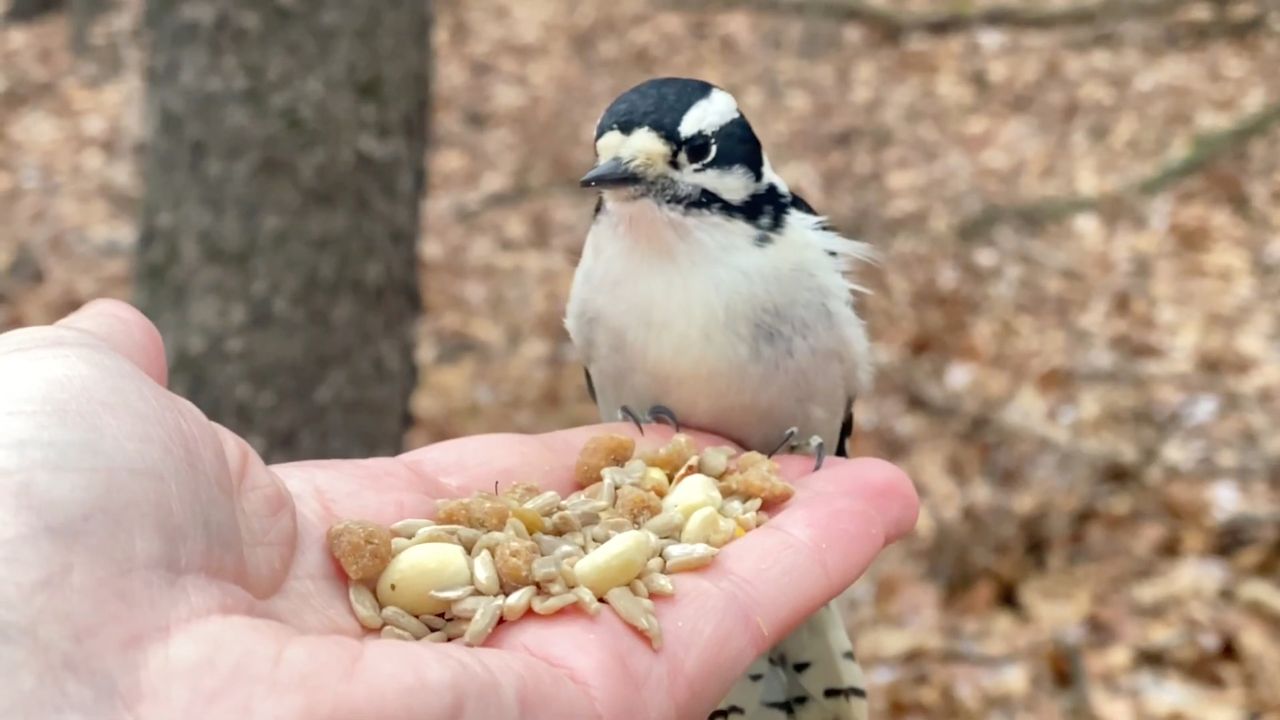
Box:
135 0 428 462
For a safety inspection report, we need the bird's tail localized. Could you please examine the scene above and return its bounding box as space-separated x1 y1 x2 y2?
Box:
709 602 867 719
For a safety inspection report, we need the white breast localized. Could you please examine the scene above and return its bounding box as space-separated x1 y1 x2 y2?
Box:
564 196 873 453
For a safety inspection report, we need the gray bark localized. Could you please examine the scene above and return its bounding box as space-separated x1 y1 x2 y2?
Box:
135 0 429 462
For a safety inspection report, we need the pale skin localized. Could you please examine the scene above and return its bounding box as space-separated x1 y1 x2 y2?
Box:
0 299 917 720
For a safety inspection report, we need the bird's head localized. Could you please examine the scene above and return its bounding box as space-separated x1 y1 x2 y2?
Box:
580 77 777 208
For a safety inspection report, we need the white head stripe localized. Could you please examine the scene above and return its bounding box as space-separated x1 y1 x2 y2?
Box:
678 88 740 138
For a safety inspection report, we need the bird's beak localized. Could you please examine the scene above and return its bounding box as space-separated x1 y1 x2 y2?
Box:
579 157 643 189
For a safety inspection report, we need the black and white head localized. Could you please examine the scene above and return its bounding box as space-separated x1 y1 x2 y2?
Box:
580 77 802 232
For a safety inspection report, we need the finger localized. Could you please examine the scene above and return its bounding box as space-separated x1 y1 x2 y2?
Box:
396 423 736 499
54 298 169 386
652 457 915 716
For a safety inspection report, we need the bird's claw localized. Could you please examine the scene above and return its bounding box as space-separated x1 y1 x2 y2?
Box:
767 426 826 472
617 404 683 435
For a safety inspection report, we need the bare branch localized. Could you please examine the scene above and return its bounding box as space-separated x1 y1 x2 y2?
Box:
668 0 1202 35
960 99 1280 238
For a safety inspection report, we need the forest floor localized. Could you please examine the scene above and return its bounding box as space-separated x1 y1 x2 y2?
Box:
3 0 1280 717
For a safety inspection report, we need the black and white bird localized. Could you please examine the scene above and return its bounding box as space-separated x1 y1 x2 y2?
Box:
565 77 875 719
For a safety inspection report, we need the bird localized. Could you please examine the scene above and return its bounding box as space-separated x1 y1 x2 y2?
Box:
564 77 876 720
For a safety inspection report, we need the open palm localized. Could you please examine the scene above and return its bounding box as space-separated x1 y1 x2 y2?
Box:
0 300 916 720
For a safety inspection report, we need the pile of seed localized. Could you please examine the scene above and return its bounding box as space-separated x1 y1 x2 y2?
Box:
327 433 796 649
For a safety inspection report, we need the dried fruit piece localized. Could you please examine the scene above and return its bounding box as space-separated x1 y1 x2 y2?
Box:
500 482 542 506
575 433 636 487
616 485 663 525
510 506 545 535
328 520 394 581
719 452 795 505
573 529 653 597
662 473 723 520
494 537 540 588
436 499 472 526
638 434 696 474
376 542 472 616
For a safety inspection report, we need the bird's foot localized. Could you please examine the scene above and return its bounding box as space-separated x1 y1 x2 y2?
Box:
766 426 826 472
616 404 682 435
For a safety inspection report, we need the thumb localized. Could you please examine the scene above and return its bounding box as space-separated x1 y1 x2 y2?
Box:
55 298 169 386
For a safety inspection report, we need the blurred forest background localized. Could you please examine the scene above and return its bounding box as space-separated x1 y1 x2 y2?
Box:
3 0 1280 717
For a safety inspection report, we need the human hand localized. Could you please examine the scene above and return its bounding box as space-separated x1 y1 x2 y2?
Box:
0 299 917 720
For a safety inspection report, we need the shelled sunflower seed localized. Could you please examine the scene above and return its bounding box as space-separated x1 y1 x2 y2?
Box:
329 432 797 649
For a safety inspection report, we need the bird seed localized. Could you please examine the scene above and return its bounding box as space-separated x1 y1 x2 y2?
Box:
329 432 796 649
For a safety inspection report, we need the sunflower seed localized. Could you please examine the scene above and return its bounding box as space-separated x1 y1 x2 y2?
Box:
429 585 475 603
451 596 489 619
472 549 501 596
639 596 656 613
551 511 581 534
348 581 384 630
644 557 665 575
643 511 685 539
564 531 586 548
532 593 578 615
390 518 435 538
590 524 609 543
552 544 584 562
533 533 576 556
456 528 483 551
662 543 718 573
463 598 502 647
503 585 536 621
418 614 448 631
422 630 449 643
558 558 579 587
572 586 602 615
541 578 569 596
629 579 650 598
605 586 657 648
601 477 617 506
444 618 470 639
743 497 763 513
380 625 416 641
471 531 508 558
523 491 562 515
642 572 675 596
570 510 601 527
598 516 633 537
380 605 429 638
532 556 561 584
566 498 609 514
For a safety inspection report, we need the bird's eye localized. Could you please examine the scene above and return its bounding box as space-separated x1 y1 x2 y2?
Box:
683 136 714 166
